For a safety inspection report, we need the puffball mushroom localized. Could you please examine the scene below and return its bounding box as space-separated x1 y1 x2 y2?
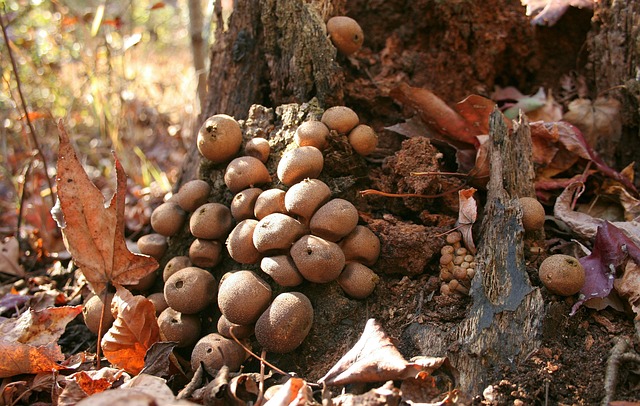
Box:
136 233 167 260
337 262 379 299
260 255 305 287
310 198 359 242
253 213 306 253
339 225 381 266
254 292 314 353
83 292 115 335
321 106 359 134
189 202 233 240
218 270 272 325
290 235 345 283
226 219 262 264
519 196 546 232
217 315 254 340
231 187 263 221
348 124 378 156
326 16 364 56
191 333 247 374
284 178 331 221
164 267 217 314
253 189 287 220
176 179 211 212
224 156 271 193
197 114 243 164
163 255 192 282
244 137 271 163
157 307 201 348
277 146 324 186
188 239 222 268
150 201 186 237
294 121 330 150
538 254 585 296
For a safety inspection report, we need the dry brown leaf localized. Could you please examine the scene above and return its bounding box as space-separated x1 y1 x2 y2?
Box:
263 377 314 406
101 286 160 375
0 305 82 378
457 188 477 254
563 97 622 160
0 237 24 277
75 374 198 406
319 319 448 386
54 121 158 295
58 368 131 405
332 381 401 406
613 261 640 319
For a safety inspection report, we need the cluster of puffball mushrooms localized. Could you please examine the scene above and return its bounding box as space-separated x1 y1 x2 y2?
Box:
87 104 382 375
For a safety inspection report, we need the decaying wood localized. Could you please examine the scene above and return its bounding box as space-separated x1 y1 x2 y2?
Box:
407 108 544 394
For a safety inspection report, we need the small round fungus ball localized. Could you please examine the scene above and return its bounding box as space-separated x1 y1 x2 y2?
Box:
226 219 262 264
290 235 345 283
147 292 169 315
244 138 271 163
321 106 359 134
231 188 263 221
255 292 313 354
348 124 378 156
191 333 247 374
124 270 157 293
137 233 167 260
284 178 331 220
253 213 306 253
310 198 359 242
277 146 324 186
217 315 254 340
83 292 115 335
254 189 287 220
218 270 272 325
164 267 217 314
519 196 546 232
190 203 233 240
338 262 379 299
158 307 201 348
538 254 585 296
163 256 192 282
326 16 364 56
197 114 243 164
176 179 211 212
151 201 186 236
294 121 330 150
189 239 222 268
224 156 272 193
261 255 304 287
339 225 381 266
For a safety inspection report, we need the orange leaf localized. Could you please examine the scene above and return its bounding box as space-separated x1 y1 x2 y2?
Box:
390 83 481 146
150 2 166 10
54 121 158 295
101 286 160 375
264 377 313 406
0 306 82 378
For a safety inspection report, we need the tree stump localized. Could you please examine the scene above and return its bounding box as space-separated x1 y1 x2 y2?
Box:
406 109 545 394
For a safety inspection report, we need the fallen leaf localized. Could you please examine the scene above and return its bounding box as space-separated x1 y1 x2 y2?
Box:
53 121 158 295
75 374 198 405
554 182 640 247
0 305 82 377
563 97 622 160
0 237 25 277
613 261 640 319
264 377 314 406
570 222 640 315
101 286 160 375
457 188 477 254
58 368 131 405
319 319 449 386
522 0 595 26
140 341 179 377
390 83 482 146
332 381 401 406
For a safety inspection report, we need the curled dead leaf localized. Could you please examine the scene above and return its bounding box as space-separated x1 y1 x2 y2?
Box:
563 97 622 160
457 188 477 254
101 286 160 375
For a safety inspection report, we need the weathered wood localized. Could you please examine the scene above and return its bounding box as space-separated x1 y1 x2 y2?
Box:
406 109 544 395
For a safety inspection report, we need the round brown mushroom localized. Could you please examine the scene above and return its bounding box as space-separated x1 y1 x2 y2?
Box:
196 114 243 164
189 203 233 240
164 267 217 314
284 178 331 221
137 233 167 261
290 235 345 283
294 121 330 150
176 179 211 212
321 106 359 134
230 188 263 222
226 219 262 264
150 201 186 237
254 292 313 353
218 270 272 325
244 138 271 163
339 225 381 266
253 189 287 220
224 156 272 193
276 146 324 186
538 254 585 296
253 213 306 253
309 198 359 242
326 16 364 56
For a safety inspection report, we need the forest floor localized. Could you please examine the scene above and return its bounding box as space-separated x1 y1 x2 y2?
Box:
1 2 640 405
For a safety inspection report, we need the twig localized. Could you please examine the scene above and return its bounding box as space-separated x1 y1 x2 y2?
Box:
602 336 632 406
359 183 466 200
177 363 204 400
254 349 267 406
0 7 56 208
228 327 289 376
15 157 34 237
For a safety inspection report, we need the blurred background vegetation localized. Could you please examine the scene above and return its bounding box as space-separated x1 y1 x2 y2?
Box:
0 0 212 245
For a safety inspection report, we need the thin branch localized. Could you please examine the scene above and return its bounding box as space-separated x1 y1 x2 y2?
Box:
0 7 56 208
359 183 466 199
